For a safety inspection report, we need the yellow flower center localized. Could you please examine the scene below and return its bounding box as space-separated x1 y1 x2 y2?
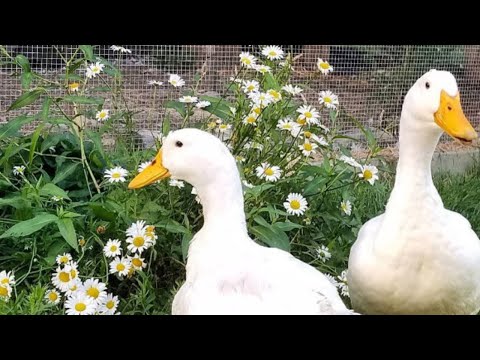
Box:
264 168 274 176
247 116 256 124
106 300 115 310
283 124 292 129
112 173 121 179
363 170 373 180
220 125 227 130
79 239 86 247
70 284 78 292
48 292 58 302
269 90 280 99
99 112 107 119
0 286 8 297
110 245 118 252
116 263 125 272
69 83 79 91
59 256 69 264
323 97 332 103
320 62 330 70
253 107 261 115
75 303 87 312
59 271 70 283
171 80 177 85
1 278 9 285
207 122 216 129
304 131 312 138
290 200 301 210
304 143 313 151
243 58 251 65
304 111 312 118
92 66 99 73
133 236 145 247
86 287 100 299
132 258 143 268
269 50 277 57
247 85 255 92
297 118 307 125
146 226 155 232
70 269 77 279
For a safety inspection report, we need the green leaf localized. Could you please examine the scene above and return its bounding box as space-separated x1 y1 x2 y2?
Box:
165 101 186 118
304 177 329 196
264 73 280 90
250 225 290 252
29 124 44 166
246 183 275 198
199 96 234 120
155 219 189 234
272 221 303 232
66 60 85 75
21 72 32 90
7 89 43 111
15 55 31 72
162 117 171 136
0 213 58 238
56 218 78 252
62 95 104 105
181 232 193 262
253 215 270 228
89 203 117 222
39 183 70 200
40 97 52 122
52 162 80 184
61 211 82 219
0 115 36 140
79 45 94 61
0 196 29 209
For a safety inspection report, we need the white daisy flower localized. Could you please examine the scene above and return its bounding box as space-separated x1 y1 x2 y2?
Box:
0 270 15 286
109 257 132 277
126 220 147 238
339 155 362 168
104 166 128 183
82 278 107 305
13 165 25 176
229 106 237 115
358 165 379 185
45 289 61 305
319 90 339 109
51 195 63 202
86 62 104 79
235 155 246 163
148 80 163 86
239 52 256 68
65 292 96 315
283 193 308 216
110 45 132 54
324 274 339 287
242 80 260 94
277 118 299 132
56 253 72 266
130 255 147 271
65 278 82 297
298 141 318 156
207 121 217 130
126 231 153 254
267 89 282 103
282 84 303 96
51 265 77 292
0 284 12 301
195 100 211 109
317 58 333 75
279 60 294 70
249 92 274 108
244 141 264 151
168 74 185 88
337 270 350 298
144 224 158 244
217 123 232 133
292 129 328 146
95 109 110 121
297 105 320 125
261 45 284 60
68 82 80 92
255 162 282 182
242 180 254 188
138 161 151 173
179 96 198 103
254 64 272 74
103 239 122 258
316 245 332 262
243 113 259 126
340 200 352 216
99 293 119 315
169 178 185 188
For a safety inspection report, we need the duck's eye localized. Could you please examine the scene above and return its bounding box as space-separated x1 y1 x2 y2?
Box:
448 105 452 111
176 141 183 148
425 82 430 89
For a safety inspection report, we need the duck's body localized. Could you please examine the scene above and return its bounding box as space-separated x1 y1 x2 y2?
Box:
130 128 352 315
348 70 480 314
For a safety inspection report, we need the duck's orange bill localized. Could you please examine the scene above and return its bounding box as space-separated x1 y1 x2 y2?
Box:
128 149 171 189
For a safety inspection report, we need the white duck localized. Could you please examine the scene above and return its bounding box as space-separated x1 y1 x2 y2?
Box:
129 128 353 315
348 69 480 314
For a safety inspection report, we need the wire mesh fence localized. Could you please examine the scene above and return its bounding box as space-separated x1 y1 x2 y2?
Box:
1 45 480 148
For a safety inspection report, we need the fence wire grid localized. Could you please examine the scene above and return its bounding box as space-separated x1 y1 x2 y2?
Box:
1 45 480 148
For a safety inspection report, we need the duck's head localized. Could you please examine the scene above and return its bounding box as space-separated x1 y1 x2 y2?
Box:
128 128 237 190
403 69 477 142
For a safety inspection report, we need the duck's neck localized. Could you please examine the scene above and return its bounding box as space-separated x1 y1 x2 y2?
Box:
386 109 443 214
195 171 248 234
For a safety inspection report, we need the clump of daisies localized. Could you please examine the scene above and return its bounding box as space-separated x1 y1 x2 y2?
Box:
47 252 120 315
0 270 15 302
